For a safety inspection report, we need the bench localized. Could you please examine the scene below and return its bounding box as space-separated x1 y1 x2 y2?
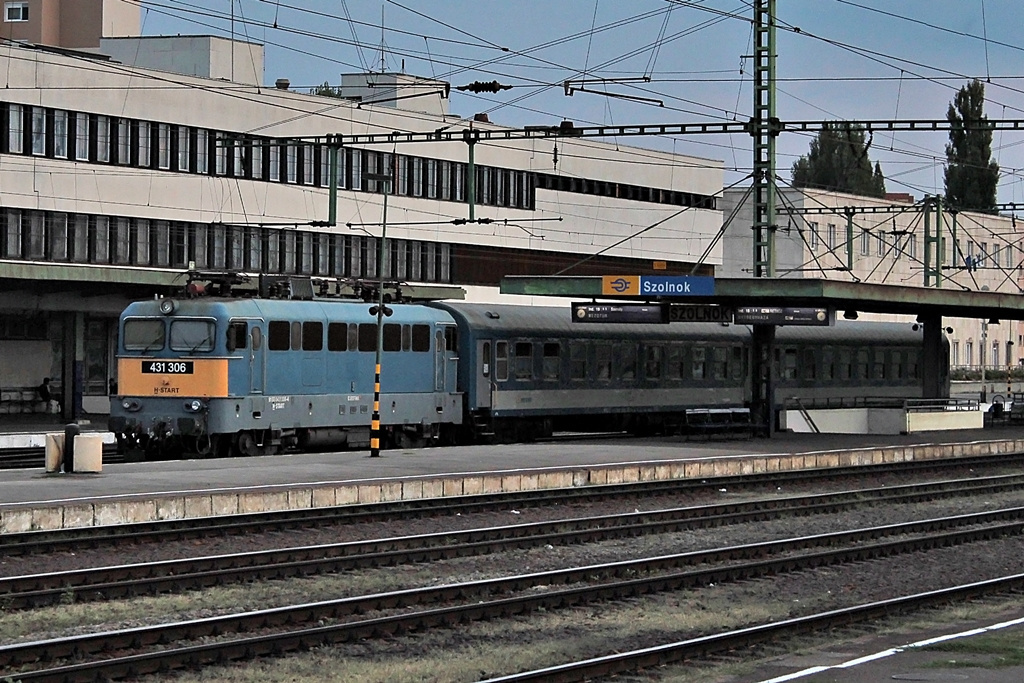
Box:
683 408 754 440
0 386 60 415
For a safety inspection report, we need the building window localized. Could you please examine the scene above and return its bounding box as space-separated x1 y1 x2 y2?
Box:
286 144 297 183
136 120 151 167
196 129 208 174
8 103 23 153
53 110 68 159
157 123 171 170
4 2 28 22
75 116 89 162
30 106 44 155
267 140 279 181
860 228 870 256
96 115 110 162
808 221 818 250
117 118 130 165
826 223 836 251
177 126 190 171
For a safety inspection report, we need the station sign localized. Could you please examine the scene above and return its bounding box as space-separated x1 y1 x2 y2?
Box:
601 275 714 297
572 302 669 324
668 304 733 323
733 307 834 326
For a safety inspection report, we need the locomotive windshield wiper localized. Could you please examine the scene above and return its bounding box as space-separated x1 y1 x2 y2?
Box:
187 336 213 354
140 336 165 354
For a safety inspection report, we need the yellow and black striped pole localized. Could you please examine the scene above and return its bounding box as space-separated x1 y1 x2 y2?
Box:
368 166 391 458
370 361 382 457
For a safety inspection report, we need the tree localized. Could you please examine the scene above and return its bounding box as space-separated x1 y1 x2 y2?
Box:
791 122 886 198
944 79 999 214
309 81 344 98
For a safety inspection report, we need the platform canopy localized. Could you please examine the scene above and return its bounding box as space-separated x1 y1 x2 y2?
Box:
501 276 1024 321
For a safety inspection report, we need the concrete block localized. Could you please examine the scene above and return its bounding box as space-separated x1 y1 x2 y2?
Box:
443 478 465 497
481 476 503 494
120 500 158 524
73 434 103 473
639 466 658 482
93 503 126 527
62 504 94 528
287 488 313 510
500 474 522 492
589 469 608 485
461 477 483 495
1 509 33 533
571 470 590 487
605 469 624 485
312 487 336 508
155 498 186 520
520 473 539 490
380 482 402 502
357 484 382 504
335 486 359 505
211 493 240 517
184 496 214 519
419 479 444 499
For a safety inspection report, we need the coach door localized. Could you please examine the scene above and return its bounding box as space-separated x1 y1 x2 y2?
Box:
249 322 265 394
476 340 492 409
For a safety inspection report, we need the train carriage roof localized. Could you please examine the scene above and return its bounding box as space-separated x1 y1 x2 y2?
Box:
429 303 750 342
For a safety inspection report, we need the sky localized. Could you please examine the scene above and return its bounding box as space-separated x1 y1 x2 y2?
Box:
138 1 1024 207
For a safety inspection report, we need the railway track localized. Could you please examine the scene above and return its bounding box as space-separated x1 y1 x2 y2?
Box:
5 505 1024 680
5 452 1024 557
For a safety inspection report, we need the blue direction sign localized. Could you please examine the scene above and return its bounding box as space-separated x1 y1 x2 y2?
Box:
602 275 715 296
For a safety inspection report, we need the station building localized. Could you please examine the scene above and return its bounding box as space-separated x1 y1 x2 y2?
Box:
721 188 1024 378
0 2 723 420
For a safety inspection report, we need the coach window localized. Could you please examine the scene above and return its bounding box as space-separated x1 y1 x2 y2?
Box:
908 351 919 379
347 323 359 351
873 350 886 379
412 324 430 352
890 351 903 379
618 343 637 381
169 319 215 352
251 326 262 350
667 345 683 380
569 342 587 380
542 342 560 381
822 350 835 380
445 327 458 352
268 321 290 350
327 322 347 351
400 324 412 351
595 343 612 381
801 348 816 380
289 321 302 350
856 349 869 380
692 347 706 380
227 321 248 351
383 323 402 352
732 346 747 380
839 349 852 380
711 347 728 380
644 346 662 380
123 318 165 351
514 342 533 380
495 341 509 380
302 321 323 351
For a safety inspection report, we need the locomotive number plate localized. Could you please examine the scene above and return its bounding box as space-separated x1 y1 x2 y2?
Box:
141 361 194 374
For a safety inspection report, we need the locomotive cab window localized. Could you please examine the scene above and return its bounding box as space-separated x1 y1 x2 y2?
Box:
411 324 430 352
123 318 165 351
383 323 401 352
226 320 248 351
268 320 290 350
327 322 347 351
169 319 215 352
302 321 323 351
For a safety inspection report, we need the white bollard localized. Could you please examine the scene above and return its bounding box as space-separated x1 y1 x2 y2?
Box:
73 434 103 473
44 433 64 473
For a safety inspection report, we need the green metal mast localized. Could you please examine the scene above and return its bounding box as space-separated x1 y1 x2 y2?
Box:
751 0 778 278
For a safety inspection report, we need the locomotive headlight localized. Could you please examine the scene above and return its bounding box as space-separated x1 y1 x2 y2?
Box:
183 399 206 413
158 299 176 315
122 399 142 412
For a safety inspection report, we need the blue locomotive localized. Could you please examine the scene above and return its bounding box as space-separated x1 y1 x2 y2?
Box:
108 276 947 459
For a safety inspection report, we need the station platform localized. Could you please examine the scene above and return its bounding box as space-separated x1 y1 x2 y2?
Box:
2 425 1023 535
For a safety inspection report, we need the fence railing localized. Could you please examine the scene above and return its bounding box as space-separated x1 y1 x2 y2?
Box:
782 396 979 412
